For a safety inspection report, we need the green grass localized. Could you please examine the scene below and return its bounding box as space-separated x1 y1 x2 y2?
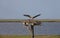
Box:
0 19 60 22
0 35 60 38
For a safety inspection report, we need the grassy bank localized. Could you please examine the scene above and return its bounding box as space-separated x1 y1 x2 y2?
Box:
0 19 60 22
0 35 60 38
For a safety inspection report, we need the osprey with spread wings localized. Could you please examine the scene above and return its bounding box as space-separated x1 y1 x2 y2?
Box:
22 14 41 26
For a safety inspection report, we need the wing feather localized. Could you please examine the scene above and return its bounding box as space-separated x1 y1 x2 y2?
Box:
24 14 31 18
33 14 41 18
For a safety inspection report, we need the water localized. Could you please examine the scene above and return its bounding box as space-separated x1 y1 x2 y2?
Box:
0 22 60 35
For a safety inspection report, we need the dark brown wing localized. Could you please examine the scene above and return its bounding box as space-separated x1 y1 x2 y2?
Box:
33 14 41 18
24 14 31 18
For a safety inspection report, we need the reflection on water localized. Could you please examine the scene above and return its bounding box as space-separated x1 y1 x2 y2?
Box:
0 22 60 35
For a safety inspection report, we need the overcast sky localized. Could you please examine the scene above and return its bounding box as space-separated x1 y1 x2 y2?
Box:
0 0 60 19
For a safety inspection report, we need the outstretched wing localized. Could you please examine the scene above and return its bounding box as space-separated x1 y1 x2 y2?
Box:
24 14 31 18
33 14 41 18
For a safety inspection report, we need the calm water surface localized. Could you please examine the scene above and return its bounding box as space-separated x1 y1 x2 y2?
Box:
0 22 60 35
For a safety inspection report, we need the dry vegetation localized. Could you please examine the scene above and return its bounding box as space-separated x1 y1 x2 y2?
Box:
0 35 60 38
0 19 60 22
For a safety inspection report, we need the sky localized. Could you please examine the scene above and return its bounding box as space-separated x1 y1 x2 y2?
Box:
0 0 60 19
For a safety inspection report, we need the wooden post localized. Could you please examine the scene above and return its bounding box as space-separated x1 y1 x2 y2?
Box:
31 25 34 38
